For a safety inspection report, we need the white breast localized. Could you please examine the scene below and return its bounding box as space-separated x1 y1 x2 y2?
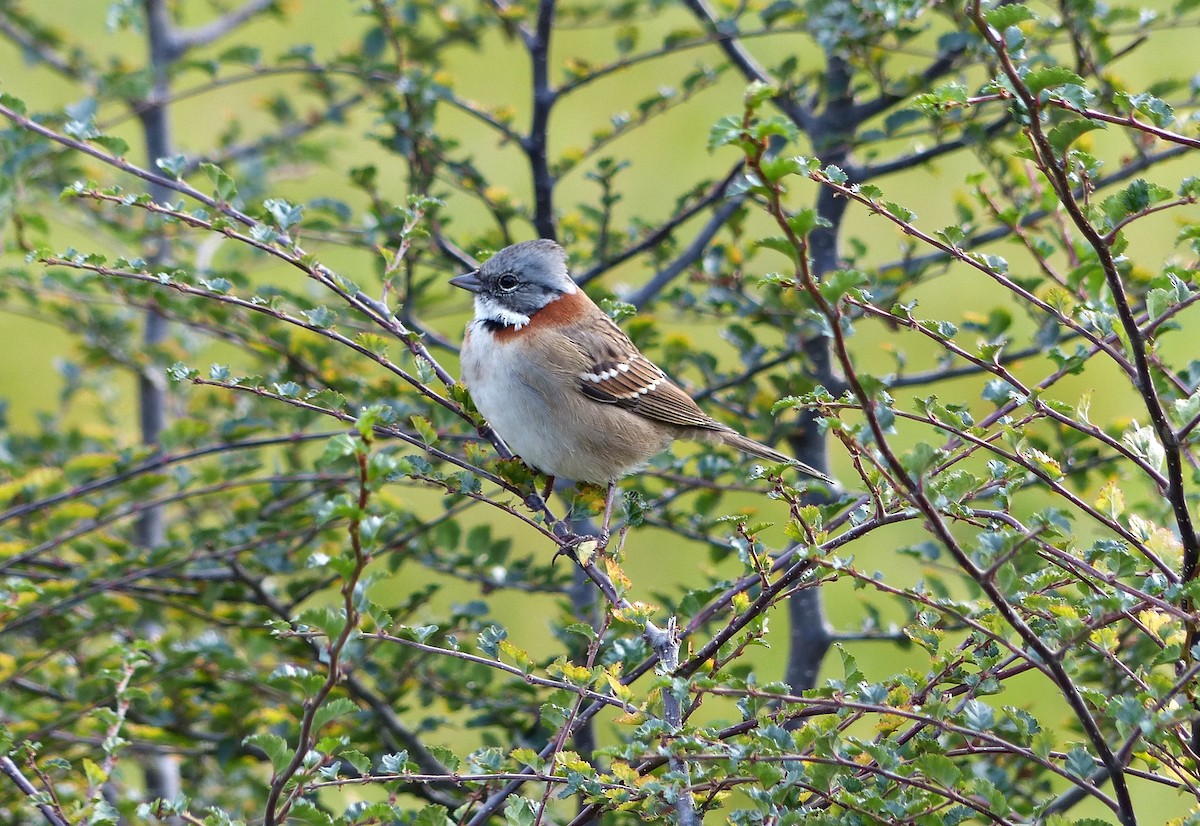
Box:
460 321 644 483
460 322 567 474
460 313 686 484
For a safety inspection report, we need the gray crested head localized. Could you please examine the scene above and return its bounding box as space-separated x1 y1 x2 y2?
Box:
451 239 577 329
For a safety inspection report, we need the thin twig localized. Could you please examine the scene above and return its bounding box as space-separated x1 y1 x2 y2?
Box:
0 756 70 826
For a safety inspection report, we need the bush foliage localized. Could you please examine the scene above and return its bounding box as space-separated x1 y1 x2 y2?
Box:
2 1 1200 824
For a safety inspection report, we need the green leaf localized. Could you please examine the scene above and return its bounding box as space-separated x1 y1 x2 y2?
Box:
91 134 128 157
963 699 995 731
1173 391 1200 426
936 224 965 246
751 115 799 144
883 201 915 222
220 44 263 65
380 751 410 773
412 805 455 826
599 297 636 322
915 82 968 111
312 697 359 733
1101 178 1173 225
426 744 460 772
838 646 864 685
1147 287 1173 321
1064 746 1096 778
288 799 334 826
478 624 507 657
244 733 290 774
1121 92 1175 127
755 235 800 264
264 197 303 229
786 208 832 236
509 747 541 769
1025 67 1087 96
339 748 371 774
297 605 347 639
622 489 645 527
917 753 961 788
0 91 27 113
743 80 778 109
303 305 336 328
818 269 868 302
759 155 805 182
1047 119 1104 154
708 115 747 151
983 5 1036 29
901 442 940 476
269 664 325 694
562 622 597 641
82 757 108 787
410 415 437 446
200 162 238 202
504 797 536 826
824 164 848 184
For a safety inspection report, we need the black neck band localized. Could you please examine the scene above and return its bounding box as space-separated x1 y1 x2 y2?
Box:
481 318 511 333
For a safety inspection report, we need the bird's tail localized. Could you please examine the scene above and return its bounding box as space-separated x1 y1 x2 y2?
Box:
719 431 832 484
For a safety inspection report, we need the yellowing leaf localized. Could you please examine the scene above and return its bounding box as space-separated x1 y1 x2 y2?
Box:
62 452 119 481
1096 479 1125 519
1147 527 1183 564
875 713 905 735
1136 609 1178 643
609 761 639 782
1090 625 1119 652
574 539 598 566
602 556 631 590
509 747 541 769
0 467 59 500
0 541 27 561
549 660 592 684
82 757 107 788
1022 446 1063 479
498 640 533 673
557 751 591 773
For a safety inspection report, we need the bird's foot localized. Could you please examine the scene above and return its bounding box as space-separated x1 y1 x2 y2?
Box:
552 529 608 564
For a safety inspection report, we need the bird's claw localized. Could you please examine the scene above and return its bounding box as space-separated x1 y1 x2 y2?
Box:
552 530 608 564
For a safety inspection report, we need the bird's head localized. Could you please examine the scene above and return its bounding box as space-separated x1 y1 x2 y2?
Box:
450 239 577 330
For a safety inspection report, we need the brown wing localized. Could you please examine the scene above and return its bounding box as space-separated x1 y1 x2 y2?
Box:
571 314 724 431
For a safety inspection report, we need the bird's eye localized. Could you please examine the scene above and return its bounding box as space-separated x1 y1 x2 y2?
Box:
497 273 520 291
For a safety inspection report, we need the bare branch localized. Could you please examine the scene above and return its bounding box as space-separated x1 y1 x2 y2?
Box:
526 0 558 239
0 11 84 79
0 756 70 826
855 114 1012 181
576 163 744 287
169 0 279 58
679 0 815 132
628 195 744 308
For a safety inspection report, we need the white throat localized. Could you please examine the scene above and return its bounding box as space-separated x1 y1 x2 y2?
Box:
475 295 531 330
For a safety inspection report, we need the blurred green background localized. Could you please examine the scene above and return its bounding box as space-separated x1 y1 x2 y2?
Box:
2 2 1195 820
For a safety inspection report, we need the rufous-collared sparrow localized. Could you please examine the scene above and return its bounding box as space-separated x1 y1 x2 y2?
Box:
451 239 830 533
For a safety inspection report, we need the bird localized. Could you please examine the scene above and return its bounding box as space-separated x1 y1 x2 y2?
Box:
450 239 831 540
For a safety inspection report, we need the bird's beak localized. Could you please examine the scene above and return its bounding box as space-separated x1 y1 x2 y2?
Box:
449 271 483 293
